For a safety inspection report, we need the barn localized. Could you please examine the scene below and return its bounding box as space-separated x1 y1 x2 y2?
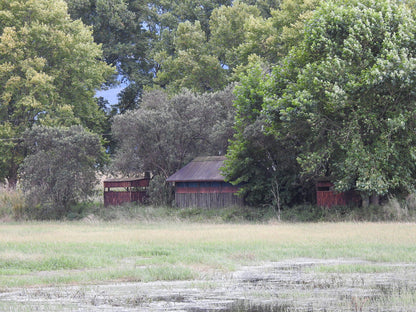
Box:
166 156 243 208
103 176 150 206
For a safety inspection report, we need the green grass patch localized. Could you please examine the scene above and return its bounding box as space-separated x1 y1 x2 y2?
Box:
0 222 414 287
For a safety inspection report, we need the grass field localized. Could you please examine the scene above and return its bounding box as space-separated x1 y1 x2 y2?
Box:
0 221 415 289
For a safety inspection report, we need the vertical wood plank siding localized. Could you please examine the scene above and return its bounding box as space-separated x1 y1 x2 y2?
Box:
316 180 361 208
104 191 147 206
166 157 244 209
103 178 149 206
175 192 243 209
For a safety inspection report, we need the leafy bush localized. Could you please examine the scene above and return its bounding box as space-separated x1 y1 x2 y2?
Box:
19 126 105 219
147 175 175 206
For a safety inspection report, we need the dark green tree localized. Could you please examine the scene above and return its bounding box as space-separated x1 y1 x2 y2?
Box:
266 0 416 204
19 126 105 219
65 0 153 112
223 63 307 210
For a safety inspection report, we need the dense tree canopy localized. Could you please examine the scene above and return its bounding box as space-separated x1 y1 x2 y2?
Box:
5 0 416 213
257 0 416 203
0 0 114 184
223 62 311 208
66 0 153 112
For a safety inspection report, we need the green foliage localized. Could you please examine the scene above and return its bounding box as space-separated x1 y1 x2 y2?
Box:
153 0 316 93
66 0 153 111
19 126 105 219
154 21 226 93
209 2 261 70
0 0 114 184
224 62 312 208
147 175 175 207
263 0 416 200
268 0 319 59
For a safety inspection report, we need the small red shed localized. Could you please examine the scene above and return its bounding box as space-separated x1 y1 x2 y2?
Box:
316 178 361 208
104 177 150 206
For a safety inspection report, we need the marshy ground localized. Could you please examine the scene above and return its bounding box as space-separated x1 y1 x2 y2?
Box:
1 258 415 311
0 222 415 311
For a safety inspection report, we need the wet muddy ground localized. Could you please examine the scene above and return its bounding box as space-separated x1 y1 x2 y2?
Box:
1 258 415 311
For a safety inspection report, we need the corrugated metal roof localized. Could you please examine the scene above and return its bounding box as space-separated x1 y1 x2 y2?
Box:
166 156 227 182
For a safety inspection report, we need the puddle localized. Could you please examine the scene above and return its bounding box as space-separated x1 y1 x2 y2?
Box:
0 258 415 311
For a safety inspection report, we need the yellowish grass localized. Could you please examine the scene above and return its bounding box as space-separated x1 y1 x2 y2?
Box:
0 222 415 245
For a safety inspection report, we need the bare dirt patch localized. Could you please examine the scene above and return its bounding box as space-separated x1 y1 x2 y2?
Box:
0 258 415 311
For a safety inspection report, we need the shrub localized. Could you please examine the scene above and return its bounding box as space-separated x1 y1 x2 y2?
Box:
147 175 175 206
19 126 105 219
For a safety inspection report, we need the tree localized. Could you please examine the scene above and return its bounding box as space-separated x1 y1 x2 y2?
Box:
231 0 319 80
223 63 308 209
152 0 320 93
19 126 104 219
0 0 114 184
66 0 234 108
111 86 236 204
209 1 261 70
65 0 153 112
154 21 226 93
265 0 416 203
268 0 319 59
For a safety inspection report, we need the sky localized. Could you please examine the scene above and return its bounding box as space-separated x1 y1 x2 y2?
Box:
95 85 124 106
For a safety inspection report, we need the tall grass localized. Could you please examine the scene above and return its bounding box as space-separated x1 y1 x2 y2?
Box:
0 222 414 288
0 184 25 220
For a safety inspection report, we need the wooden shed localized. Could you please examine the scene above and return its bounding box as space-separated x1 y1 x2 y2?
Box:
103 177 150 206
316 178 361 208
166 156 243 209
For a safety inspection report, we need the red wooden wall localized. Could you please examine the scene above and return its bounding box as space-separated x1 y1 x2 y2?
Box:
104 178 149 206
316 181 361 208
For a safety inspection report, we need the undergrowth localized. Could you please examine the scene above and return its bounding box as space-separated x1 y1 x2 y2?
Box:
79 199 416 223
1 184 416 222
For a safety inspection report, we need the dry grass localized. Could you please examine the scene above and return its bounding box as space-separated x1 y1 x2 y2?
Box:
1 222 414 244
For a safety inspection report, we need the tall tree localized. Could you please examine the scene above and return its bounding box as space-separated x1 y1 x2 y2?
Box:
209 1 261 70
65 0 152 112
0 0 114 184
154 20 226 93
224 62 307 208
153 0 319 93
223 0 321 207
66 0 233 107
265 0 416 203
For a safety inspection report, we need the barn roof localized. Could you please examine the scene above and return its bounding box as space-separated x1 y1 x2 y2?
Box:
166 156 227 182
